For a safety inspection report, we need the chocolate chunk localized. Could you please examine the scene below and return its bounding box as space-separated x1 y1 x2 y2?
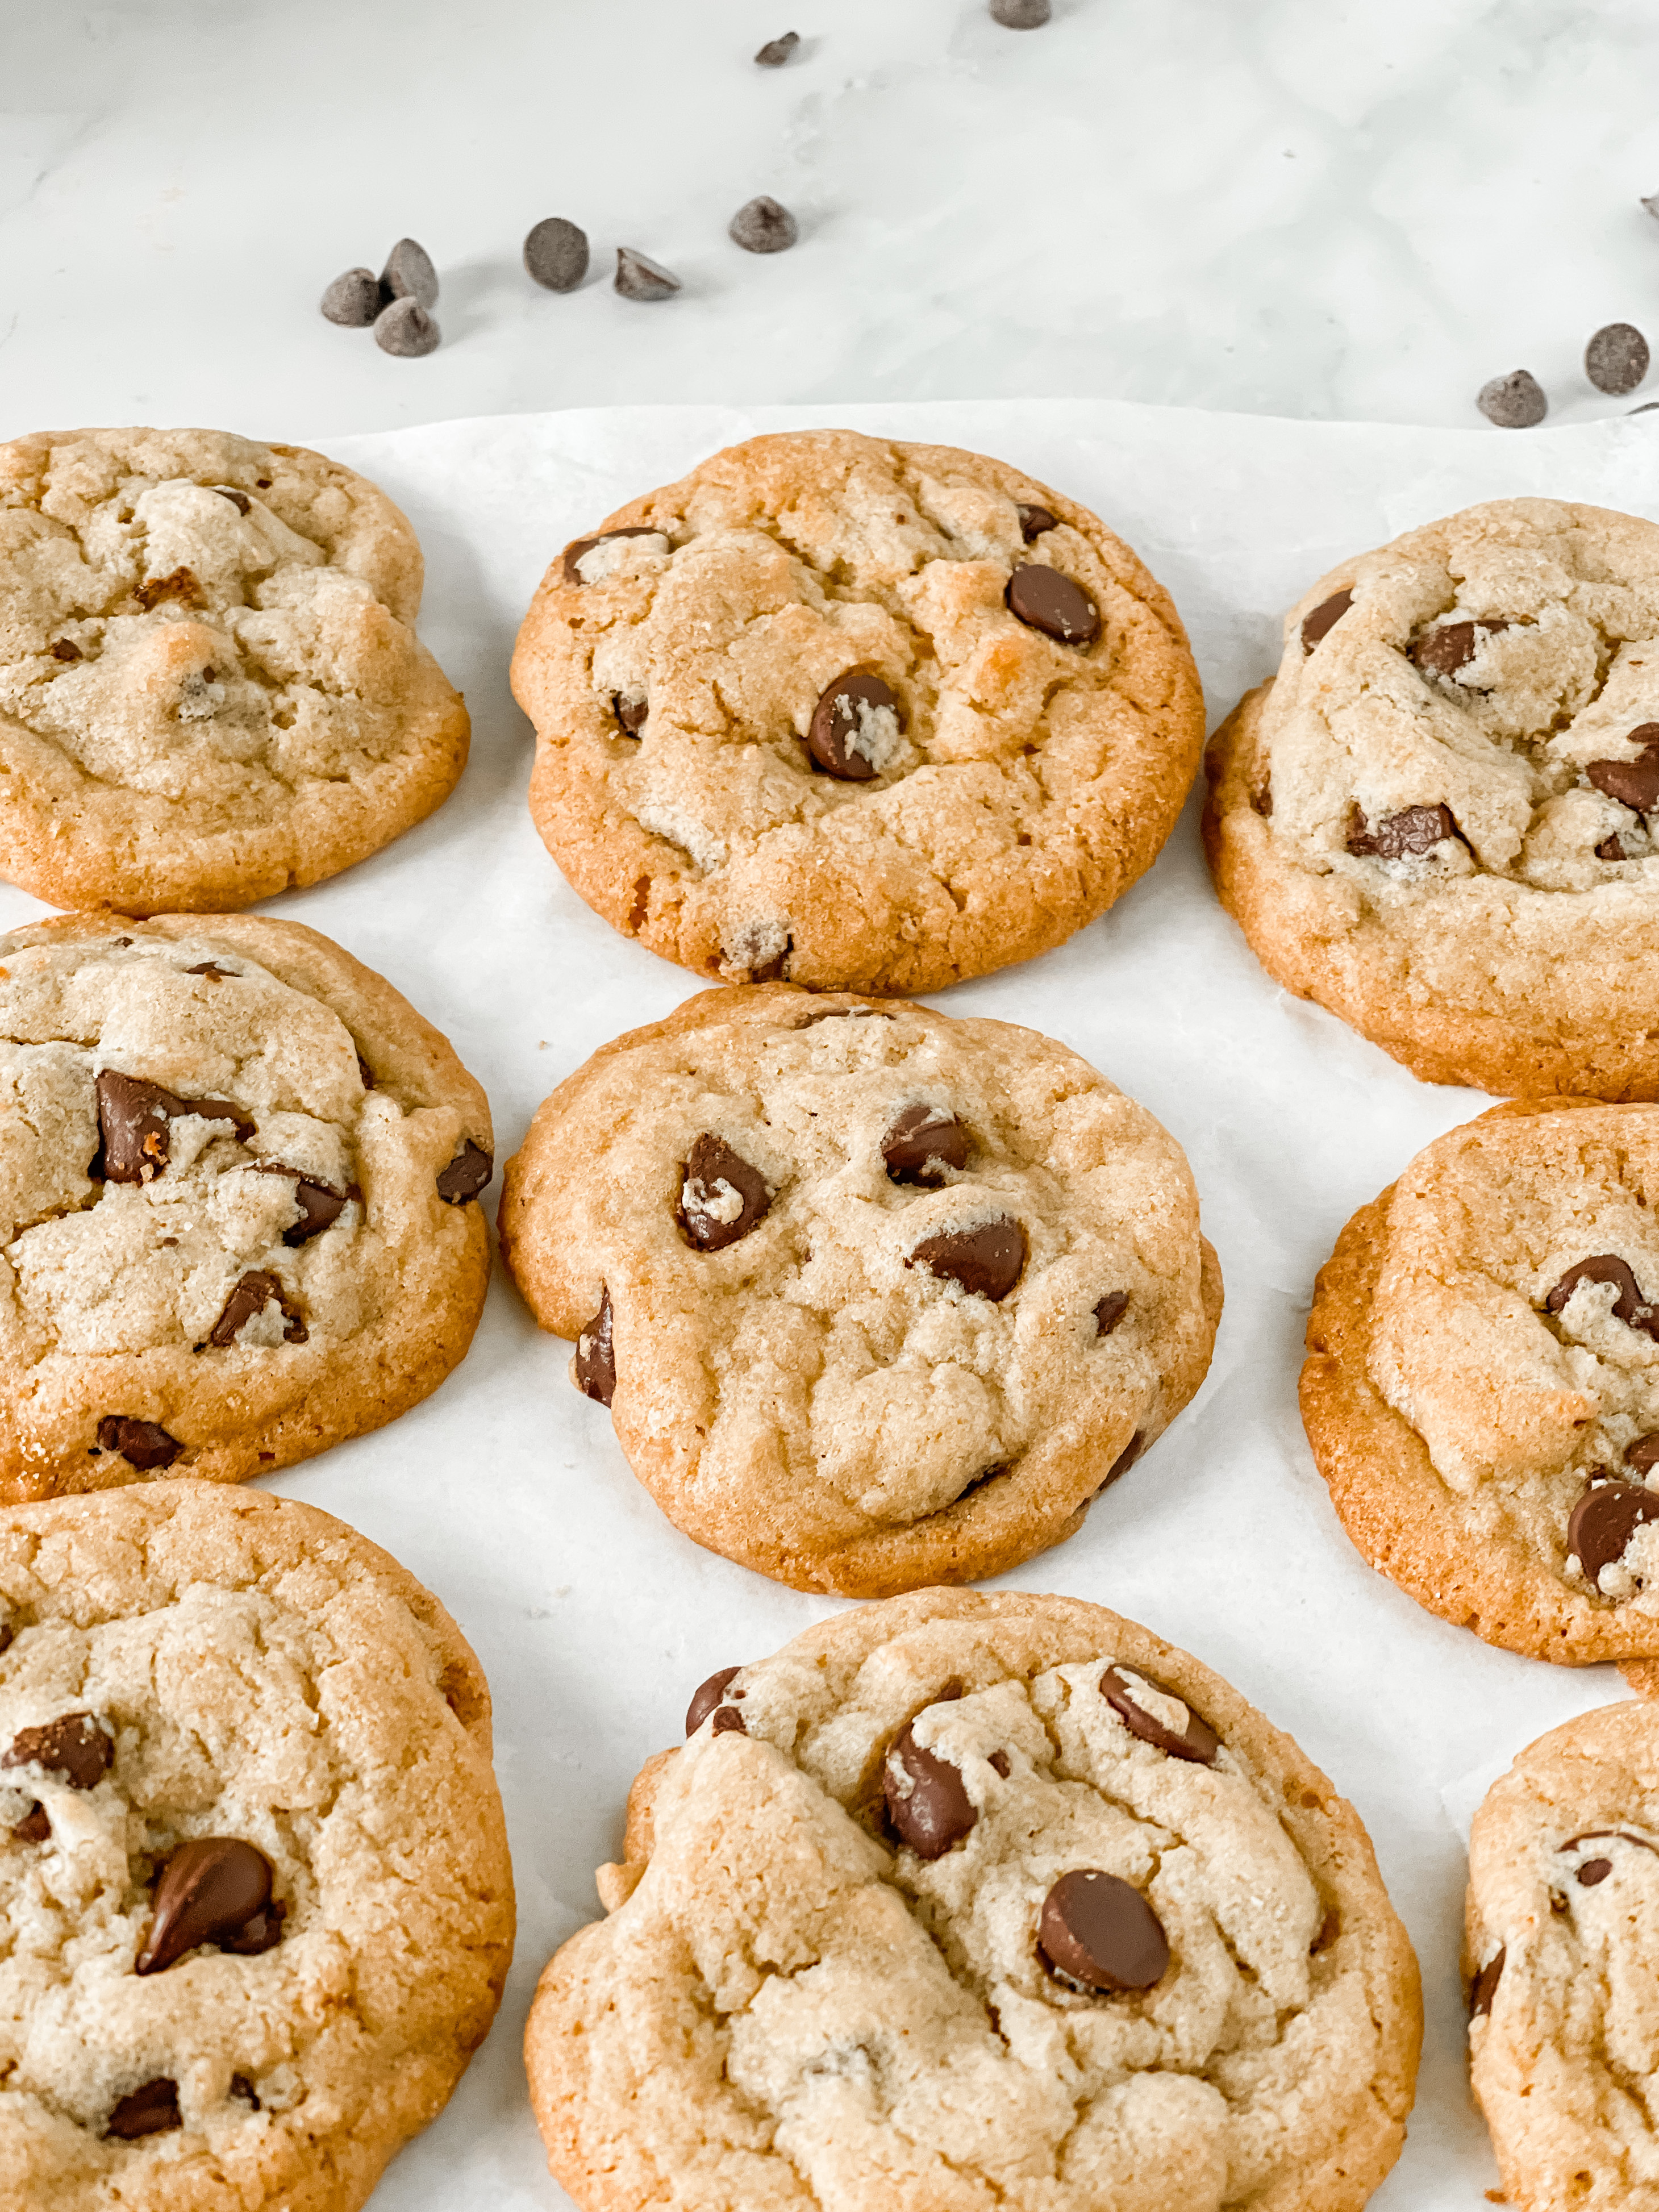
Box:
755 30 799 63
991 0 1052 23
1410 619 1512 680
1101 1664 1219 1764
730 195 798 254
1628 1433 1659 1475
282 1176 349 1245
907 1215 1026 1301
807 670 901 781
1006 563 1100 647
561 527 665 587
711 1705 747 1735
882 1104 970 1186
184 960 231 980
1477 370 1547 428
1093 1291 1129 1336
1578 1856 1614 1886
210 487 251 515
686 1666 743 1735
1586 322 1650 397
1018 502 1058 540
1470 1947 1505 2017
1347 803 1461 860
615 248 682 302
1598 833 1629 862
614 693 649 735
883 1722 977 1858
1569 1478 1659 1581
3 1711 112 1790
381 237 439 309
205 1271 306 1350
574 1286 616 1406
137 1836 280 1974
374 297 441 357
524 216 590 292
677 1135 772 1251
95 1416 182 1471
1547 1255 1659 1339
136 566 202 611
1300 589 1354 652
49 638 82 663
11 1803 49 1843
1038 1869 1169 1992
95 1070 253 1184
436 1140 493 1205
106 2078 181 2140
1587 740 1659 814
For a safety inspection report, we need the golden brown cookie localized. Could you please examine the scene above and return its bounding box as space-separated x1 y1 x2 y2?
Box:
1204 498 1659 1098
511 428 1204 993
0 427 469 911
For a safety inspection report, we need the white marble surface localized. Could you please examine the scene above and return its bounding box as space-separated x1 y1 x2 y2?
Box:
6 0 1659 438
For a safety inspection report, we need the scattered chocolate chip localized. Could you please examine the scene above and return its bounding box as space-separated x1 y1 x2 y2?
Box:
882 1104 970 1186
1586 322 1650 397
711 1705 747 1735
3 1711 113 1790
884 1722 978 1858
677 1135 772 1251
204 1271 306 1350
730 195 798 254
686 1666 743 1735
184 960 231 980
1470 1947 1505 2018
615 248 682 301
1300 589 1354 652
11 1803 49 1843
137 1836 280 1974
614 693 649 735
524 216 590 292
1017 502 1058 540
1598 833 1629 861
94 1070 252 1185
1477 370 1547 428
989 1749 1011 1778
374 297 441 357
1587 735 1659 813
907 1216 1026 1301
106 2078 181 2140
136 566 202 611
48 638 82 663
1093 1291 1129 1336
230 2073 260 2109
1347 803 1461 860
1038 1870 1169 1992
321 268 382 326
1006 563 1100 647
1101 1664 1219 1764
1100 1430 1146 1489
381 237 439 309
1547 1255 1659 1339
210 486 252 515
95 1417 182 1470
561 527 665 587
574 1286 616 1407
991 0 1052 23
436 1140 493 1205
1577 1856 1614 1886
755 30 799 63
1569 1478 1659 1581
807 669 901 780
1628 1434 1659 1474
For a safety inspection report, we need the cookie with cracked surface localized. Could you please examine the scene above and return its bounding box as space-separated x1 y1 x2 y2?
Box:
0 427 469 913
1465 1698 1659 2211
0 1479 514 2212
498 984 1222 1595
1302 1097 1659 1664
1204 498 1659 1098
510 428 1204 993
526 1587 1421 2212
0 910 492 1501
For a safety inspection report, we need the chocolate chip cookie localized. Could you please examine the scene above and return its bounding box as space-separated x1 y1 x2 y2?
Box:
1302 1097 1659 1664
498 985 1222 1595
0 911 493 1499
1205 498 1659 1098
0 1479 514 2211
511 429 1204 993
1465 1698 1659 2211
0 427 469 913
525 1588 1422 2212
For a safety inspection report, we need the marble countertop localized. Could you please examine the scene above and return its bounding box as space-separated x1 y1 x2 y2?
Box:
6 0 1659 441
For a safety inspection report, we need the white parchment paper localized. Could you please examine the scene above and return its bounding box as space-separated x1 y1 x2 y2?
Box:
16 399 1659 2207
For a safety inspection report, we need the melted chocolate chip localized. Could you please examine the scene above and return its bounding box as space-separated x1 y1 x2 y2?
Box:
48 638 82 663
184 961 231 980
711 1706 747 1735
1300 589 1354 652
1409 618 1511 680
1627 1433 1659 1475
685 1666 743 1735
1547 1255 1659 1340
137 1836 280 1974
574 1286 616 1406
230 2073 261 2109
1006 564 1100 647
1038 1870 1169 1993
3 1711 113 1790
11 1803 49 1843
1578 1857 1614 1886
881 1104 970 1186
94 1071 253 1184
106 2078 181 2139
284 1176 349 1245
613 693 649 735
1569 1478 1659 1581
203 1271 306 1349
356 1053 374 1090
677 1135 772 1251
989 1750 1011 1778
136 566 202 611
1100 1430 1146 1489
1017 502 1058 540
807 670 901 781
1093 1291 1129 1336
561 527 665 587
1100 1665 1219 1764
883 1722 977 1859
95 1417 182 1470
1470 1947 1505 2018
1587 738 1659 814
1598 833 1630 861
1347 802 1461 860
907 1216 1026 1301
436 1141 493 1205
211 485 252 515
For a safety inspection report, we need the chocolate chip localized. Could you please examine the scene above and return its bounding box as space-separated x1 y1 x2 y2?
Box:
381 237 439 309
989 1750 1011 1778
1410 619 1512 680
1586 322 1650 397
106 2078 181 2140
686 1667 744 1735
3 1711 113 1790
1347 803 1461 860
991 0 1052 23
278 1174 349 1245
1006 563 1100 647
1547 1255 1659 1339
615 248 682 302
184 960 231 980
48 638 82 663
1038 1870 1169 1992
907 1216 1026 1301
1100 1430 1146 1488
0 1623 12 1656
95 1416 182 1471
136 566 202 611
1598 834 1629 861
1300 589 1354 652
574 1286 615 1406
1587 738 1659 814
1477 370 1547 428
730 196 798 254
883 1722 978 1858
436 1140 493 1205
807 669 901 780
137 1836 280 1974
94 1070 253 1185
614 693 649 735
356 1053 375 1090
755 30 799 63
882 1104 970 1186
374 297 441 357
1101 1664 1219 1764
11 1803 49 1843
677 1135 772 1251
1628 1433 1659 1474
230 2073 260 2108
1578 1856 1614 1886
320 268 380 326
561 527 665 586
1569 1478 1659 1581
711 1706 747 1735
1018 502 1058 540
203 1271 306 1350
524 216 589 292
1250 781 1273 817
1093 1291 1129 1336
210 486 252 516
1470 1947 1505 2018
